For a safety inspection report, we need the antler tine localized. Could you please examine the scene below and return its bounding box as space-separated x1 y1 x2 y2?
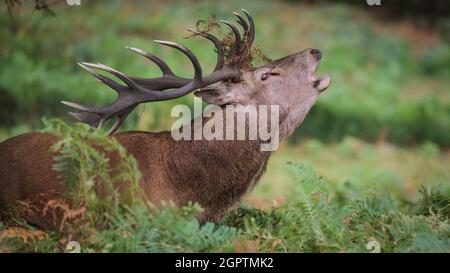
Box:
61 100 102 114
81 62 140 92
187 28 224 72
85 62 140 91
126 46 175 76
232 11 249 32
220 20 242 56
78 62 126 94
68 111 101 127
106 106 135 135
241 9 255 47
154 40 203 82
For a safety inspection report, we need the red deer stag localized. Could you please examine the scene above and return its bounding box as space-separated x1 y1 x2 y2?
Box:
0 10 331 228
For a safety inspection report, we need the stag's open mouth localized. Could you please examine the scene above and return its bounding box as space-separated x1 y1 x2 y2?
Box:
311 62 331 92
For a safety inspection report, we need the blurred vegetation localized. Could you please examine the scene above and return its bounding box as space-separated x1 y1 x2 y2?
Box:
0 0 449 146
0 0 449 253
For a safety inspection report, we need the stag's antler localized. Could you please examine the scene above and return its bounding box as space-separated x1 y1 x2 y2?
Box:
62 9 255 135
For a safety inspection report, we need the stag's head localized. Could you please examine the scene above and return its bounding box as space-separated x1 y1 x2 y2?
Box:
62 10 330 137
195 48 330 136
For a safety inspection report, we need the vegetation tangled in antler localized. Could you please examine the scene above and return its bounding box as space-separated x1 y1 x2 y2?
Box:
187 14 272 70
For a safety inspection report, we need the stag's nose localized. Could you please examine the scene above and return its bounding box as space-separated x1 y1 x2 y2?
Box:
310 49 322 60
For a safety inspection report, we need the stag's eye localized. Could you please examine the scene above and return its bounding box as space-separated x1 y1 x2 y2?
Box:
261 73 268 81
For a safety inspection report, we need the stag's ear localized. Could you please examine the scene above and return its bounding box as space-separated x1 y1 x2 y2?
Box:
194 87 236 105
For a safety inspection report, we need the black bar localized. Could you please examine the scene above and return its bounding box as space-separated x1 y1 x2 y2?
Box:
0 253 445 272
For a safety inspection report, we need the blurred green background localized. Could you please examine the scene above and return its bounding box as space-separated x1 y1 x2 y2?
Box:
0 0 449 205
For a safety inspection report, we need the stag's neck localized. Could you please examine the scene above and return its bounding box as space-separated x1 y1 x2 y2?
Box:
278 92 319 138
164 107 273 221
175 104 282 152
118 107 278 222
